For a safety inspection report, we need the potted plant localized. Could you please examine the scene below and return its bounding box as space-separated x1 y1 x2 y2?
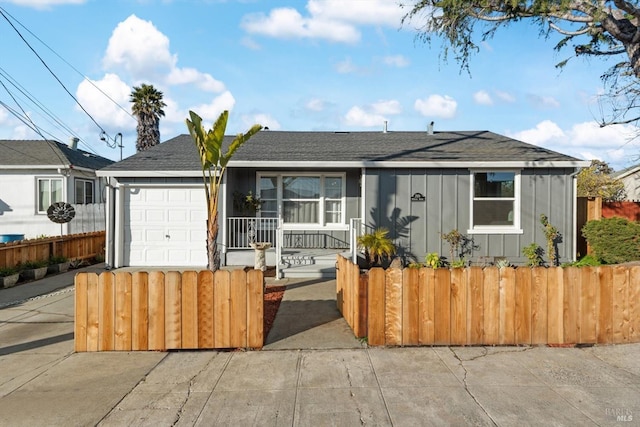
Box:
19 260 48 281
47 255 70 274
357 227 396 269
0 266 20 288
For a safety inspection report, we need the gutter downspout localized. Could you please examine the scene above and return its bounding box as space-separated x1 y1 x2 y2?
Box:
105 177 116 269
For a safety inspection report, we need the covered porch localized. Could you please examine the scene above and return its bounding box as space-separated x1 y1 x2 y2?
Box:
223 217 362 278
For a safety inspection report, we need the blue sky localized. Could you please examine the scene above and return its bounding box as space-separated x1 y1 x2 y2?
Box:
0 0 638 170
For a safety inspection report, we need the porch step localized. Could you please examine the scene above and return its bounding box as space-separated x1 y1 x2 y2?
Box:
279 252 345 279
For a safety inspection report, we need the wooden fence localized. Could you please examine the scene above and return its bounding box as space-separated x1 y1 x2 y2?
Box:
0 231 105 269
337 255 640 347
74 269 264 352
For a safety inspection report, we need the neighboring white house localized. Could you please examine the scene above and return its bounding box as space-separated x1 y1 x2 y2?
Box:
0 139 114 239
614 164 640 201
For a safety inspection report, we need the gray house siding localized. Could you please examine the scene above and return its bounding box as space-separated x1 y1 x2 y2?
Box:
364 168 576 266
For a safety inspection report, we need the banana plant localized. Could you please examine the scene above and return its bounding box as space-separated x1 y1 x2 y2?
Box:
186 110 262 271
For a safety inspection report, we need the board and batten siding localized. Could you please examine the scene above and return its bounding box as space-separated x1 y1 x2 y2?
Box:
364 168 577 265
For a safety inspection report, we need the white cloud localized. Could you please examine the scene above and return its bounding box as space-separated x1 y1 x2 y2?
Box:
2 0 85 9
75 73 134 129
166 67 225 93
528 94 561 109
240 37 261 50
184 91 236 125
508 120 640 169
473 90 493 106
335 57 358 74
372 100 401 115
414 95 457 119
344 106 386 127
495 90 516 103
103 15 176 78
509 120 565 146
383 55 409 68
241 0 404 43
243 113 281 130
306 98 326 112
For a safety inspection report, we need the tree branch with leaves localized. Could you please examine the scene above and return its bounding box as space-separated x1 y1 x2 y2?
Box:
402 0 640 127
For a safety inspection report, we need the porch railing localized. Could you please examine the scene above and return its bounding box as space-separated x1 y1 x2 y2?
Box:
227 217 279 249
349 218 374 263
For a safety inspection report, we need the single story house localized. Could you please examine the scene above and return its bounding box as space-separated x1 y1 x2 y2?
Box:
97 129 588 277
0 138 114 239
614 163 640 201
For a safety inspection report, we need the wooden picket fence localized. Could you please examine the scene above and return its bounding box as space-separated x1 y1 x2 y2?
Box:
75 269 264 352
336 255 640 346
0 231 105 269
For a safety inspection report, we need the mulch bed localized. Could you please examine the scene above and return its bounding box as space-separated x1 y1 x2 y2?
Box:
264 285 285 338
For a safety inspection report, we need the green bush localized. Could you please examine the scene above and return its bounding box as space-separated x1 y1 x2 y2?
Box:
0 266 18 277
19 260 48 269
582 217 640 264
48 255 68 265
561 254 602 268
522 243 544 267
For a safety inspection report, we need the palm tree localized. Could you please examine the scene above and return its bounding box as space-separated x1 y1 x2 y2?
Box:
130 83 166 152
357 228 396 268
186 110 262 271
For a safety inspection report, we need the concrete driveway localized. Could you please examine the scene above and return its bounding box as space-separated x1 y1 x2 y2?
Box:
0 268 638 426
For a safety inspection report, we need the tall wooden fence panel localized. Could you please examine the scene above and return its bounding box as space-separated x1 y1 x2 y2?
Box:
75 269 264 352
336 255 640 346
0 231 105 269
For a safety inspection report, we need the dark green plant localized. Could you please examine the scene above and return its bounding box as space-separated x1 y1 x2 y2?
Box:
233 191 262 215
20 260 47 269
582 217 640 264
0 266 18 277
357 228 396 267
522 243 544 267
540 214 561 266
48 255 68 265
561 254 602 268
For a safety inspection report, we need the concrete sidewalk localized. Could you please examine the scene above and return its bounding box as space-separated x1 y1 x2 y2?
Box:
0 269 639 426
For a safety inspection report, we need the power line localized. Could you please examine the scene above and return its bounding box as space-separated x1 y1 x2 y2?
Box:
0 6 135 123
0 7 108 135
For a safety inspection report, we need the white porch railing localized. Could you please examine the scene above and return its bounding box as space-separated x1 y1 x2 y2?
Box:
227 217 279 249
349 218 374 264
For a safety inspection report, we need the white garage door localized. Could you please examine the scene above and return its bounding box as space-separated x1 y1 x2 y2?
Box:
124 187 208 266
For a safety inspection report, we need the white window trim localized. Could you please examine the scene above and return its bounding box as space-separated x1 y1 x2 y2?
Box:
36 177 64 214
75 178 94 204
467 169 523 235
257 172 348 230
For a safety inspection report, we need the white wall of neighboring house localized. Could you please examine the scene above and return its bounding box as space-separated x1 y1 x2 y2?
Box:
619 172 640 201
0 168 107 239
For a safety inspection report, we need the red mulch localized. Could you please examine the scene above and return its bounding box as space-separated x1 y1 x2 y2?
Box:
264 285 285 337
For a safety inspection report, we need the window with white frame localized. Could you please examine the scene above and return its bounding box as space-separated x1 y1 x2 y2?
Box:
37 178 63 213
470 171 521 233
75 179 94 204
258 173 345 226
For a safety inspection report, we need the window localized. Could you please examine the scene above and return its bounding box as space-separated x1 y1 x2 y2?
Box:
258 173 345 227
37 178 63 213
75 179 94 204
469 171 521 234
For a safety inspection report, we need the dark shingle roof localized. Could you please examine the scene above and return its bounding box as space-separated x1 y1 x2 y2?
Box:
100 130 584 173
0 140 114 170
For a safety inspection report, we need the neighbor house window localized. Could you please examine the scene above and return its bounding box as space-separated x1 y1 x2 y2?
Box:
75 179 94 204
37 178 63 213
469 171 521 234
258 173 345 226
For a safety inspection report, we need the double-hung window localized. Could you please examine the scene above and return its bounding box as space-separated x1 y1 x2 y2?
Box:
258 173 345 227
75 179 94 204
37 178 63 213
469 170 522 234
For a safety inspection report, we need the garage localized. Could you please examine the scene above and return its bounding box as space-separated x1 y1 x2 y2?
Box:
123 186 207 266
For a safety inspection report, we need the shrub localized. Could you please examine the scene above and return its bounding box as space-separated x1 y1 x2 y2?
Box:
357 228 396 267
582 217 640 264
522 243 544 267
561 254 602 268
425 252 443 269
48 255 68 265
19 260 48 269
0 266 18 277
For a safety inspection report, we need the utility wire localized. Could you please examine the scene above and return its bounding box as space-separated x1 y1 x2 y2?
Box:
0 7 107 135
0 6 135 123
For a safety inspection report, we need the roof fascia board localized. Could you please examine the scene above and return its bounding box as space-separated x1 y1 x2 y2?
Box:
227 160 592 168
96 170 210 178
0 164 68 169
